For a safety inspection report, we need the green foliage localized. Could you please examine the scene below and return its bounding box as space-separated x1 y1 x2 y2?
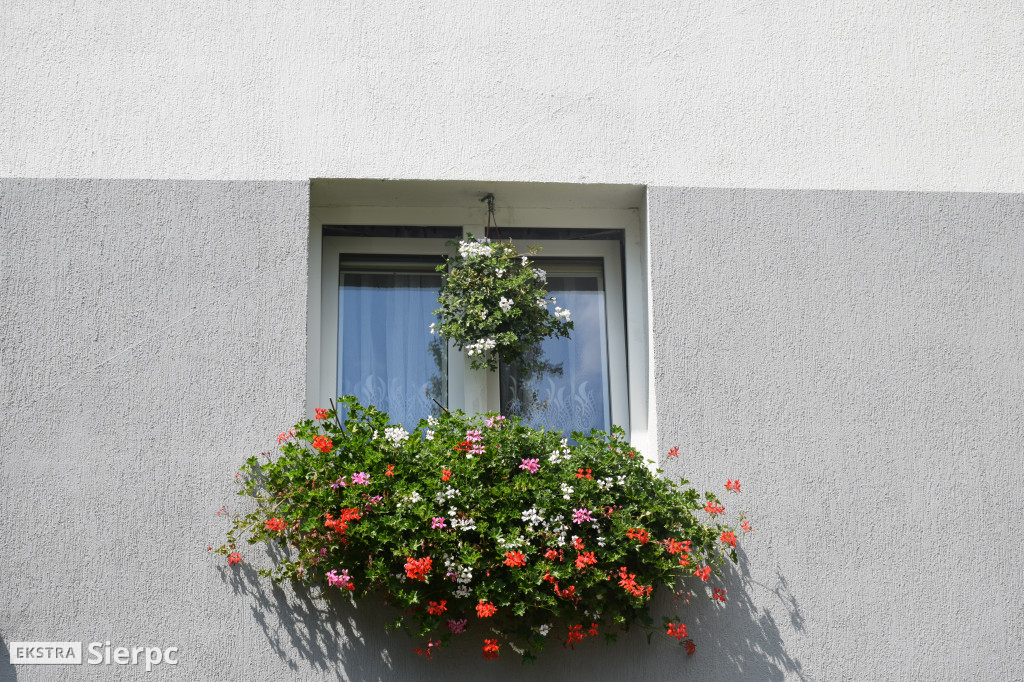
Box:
432 236 573 371
217 397 743 661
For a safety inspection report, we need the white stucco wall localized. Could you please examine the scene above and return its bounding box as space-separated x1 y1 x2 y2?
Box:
3 0 1023 192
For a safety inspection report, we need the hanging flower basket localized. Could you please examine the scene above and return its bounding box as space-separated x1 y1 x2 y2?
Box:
432 235 573 371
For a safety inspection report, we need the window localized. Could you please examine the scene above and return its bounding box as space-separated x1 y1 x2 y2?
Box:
307 180 651 452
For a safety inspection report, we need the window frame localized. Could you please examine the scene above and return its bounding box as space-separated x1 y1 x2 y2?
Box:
307 190 652 458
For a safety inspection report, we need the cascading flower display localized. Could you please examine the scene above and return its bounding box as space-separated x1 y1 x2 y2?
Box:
432 235 574 371
215 397 746 662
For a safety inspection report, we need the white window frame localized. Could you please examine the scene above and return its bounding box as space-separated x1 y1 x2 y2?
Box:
307 192 652 459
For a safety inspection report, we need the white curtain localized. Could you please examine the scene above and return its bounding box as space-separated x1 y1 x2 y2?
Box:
338 271 445 427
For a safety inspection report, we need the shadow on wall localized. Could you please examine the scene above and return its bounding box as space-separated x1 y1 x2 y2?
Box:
219 544 806 681
0 633 19 682
666 547 809 681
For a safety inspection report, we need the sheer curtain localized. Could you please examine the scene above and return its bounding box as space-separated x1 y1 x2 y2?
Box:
338 267 445 428
500 267 611 435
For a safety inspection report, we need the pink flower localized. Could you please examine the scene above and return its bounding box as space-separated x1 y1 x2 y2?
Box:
469 444 485 456
351 472 370 485
484 415 506 428
447 618 467 634
330 477 347 489
431 517 447 529
519 458 540 473
326 569 354 591
465 430 483 443
572 508 594 524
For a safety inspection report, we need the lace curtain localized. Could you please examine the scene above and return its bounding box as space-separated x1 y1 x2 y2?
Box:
338 269 446 428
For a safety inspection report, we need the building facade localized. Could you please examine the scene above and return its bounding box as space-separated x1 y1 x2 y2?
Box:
2 2 1022 679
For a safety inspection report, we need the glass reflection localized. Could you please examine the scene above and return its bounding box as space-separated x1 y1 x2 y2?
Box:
500 267 610 435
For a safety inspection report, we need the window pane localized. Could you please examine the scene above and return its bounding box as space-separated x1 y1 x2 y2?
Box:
338 262 445 427
500 263 611 435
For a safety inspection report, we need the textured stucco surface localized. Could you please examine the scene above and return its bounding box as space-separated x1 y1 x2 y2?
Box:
3 181 1021 680
2 1 1024 192
650 186 1024 679
0 179 310 680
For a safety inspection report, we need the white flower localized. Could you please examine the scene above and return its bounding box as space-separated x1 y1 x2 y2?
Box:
480 310 488 319
427 415 439 426
521 256 528 266
408 491 422 503
538 624 550 637
465 337 497 356
533 268 547 282
429 322 436 335
521 506 545 528
384 426 409 446
499 296 513 313
459 239 492 259
454 585 471 598
425 429 435 441
536 297 548 309
495 267 505 277
554 306 571 322
560 482 574 500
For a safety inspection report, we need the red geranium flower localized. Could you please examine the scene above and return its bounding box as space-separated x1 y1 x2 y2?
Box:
503 551 527 567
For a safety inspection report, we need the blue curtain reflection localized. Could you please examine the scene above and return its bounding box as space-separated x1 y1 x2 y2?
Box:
500 270 610 435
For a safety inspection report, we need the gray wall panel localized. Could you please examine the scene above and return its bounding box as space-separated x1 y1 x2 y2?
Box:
0 179 310 680
649 186 1023 680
